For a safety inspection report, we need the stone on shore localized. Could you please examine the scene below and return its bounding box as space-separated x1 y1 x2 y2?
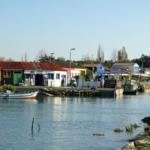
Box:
122 142 136 150
122 134 150 150
142 116 150 126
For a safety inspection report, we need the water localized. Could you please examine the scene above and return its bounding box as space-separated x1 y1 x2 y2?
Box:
0 93 150 150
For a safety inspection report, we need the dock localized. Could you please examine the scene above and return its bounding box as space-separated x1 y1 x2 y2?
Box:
13 78 126 98
140 81 150 92
15 86 123 98
41 87 124 97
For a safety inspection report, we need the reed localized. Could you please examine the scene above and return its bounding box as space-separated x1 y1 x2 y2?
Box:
114 128 124 133
125 124 135 133
144 126 150 133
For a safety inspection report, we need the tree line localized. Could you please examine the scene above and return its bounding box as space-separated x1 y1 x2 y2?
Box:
0 46 150 68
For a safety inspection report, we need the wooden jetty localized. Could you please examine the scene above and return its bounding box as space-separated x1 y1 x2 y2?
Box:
15 86 123 98
40 87 123 97
140 81 150 92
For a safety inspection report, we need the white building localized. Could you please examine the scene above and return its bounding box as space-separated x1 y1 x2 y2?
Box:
23 62 67 87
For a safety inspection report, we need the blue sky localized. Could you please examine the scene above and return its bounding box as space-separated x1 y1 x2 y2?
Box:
0 0 150 61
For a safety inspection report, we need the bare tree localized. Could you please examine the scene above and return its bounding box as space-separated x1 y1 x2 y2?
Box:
97 45 104 63
117 46 128 62
111 49 118 62
35 49 48 62
0 56 5 61
82 54 95 63
24 51 28 62
122 46 128 61
7 58 14 61
21 51 28 62
118 49 122 61
0 56 14 61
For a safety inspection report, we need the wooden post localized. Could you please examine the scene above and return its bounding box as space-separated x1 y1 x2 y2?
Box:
31 117 34 137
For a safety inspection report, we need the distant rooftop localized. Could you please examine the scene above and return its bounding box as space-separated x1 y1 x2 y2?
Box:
0 61 66 71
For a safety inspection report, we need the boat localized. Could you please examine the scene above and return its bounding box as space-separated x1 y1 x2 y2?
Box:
123 80 138 95
0 91 39 99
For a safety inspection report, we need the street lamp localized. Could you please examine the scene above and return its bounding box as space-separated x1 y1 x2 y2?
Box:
69 48 75 68
69 48 75 80
50 52 54 63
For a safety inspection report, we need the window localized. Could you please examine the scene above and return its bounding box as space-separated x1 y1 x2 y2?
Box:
48 73 54 80
25 74 31 79
3 71 12 78
56 73 60 79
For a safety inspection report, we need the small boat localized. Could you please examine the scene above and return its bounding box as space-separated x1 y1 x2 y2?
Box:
123 80 138 95
0 91 39 99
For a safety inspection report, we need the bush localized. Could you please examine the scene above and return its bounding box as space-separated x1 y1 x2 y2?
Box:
145 77 150 81
84 69 93 81
3 84 16 93
0 87 3 93
144 126 150 133
125 124 137 133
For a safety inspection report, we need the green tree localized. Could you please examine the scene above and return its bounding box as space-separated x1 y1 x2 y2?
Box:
132 54 150 68
84 69 93 81
36 49 55 62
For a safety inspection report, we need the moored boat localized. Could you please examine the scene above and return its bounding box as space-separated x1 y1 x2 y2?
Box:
0 91 39 99
123 80 138 95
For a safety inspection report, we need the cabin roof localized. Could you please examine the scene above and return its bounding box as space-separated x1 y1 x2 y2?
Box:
0 61 66 71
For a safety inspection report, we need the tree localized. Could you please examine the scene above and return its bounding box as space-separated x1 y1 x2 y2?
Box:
122 46 128 61
132 54 150 68
57 57 65 61
0 56 14 61
84 69 93 81
7 58 14 61
111 49 118 62
36 49 53 62
81 54 95 64
24 51 28 62
117 46 128 62
55 57 70 66
0 56 6 61
97 45 104 63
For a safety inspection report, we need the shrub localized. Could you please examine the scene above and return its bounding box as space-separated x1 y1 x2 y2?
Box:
125 124 135 133
144 126 150 133
125 123 140 134
3 84 16 93
85 69 93 81
0 86 3 93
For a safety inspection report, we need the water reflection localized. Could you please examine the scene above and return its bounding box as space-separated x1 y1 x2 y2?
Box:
0 98 38 104
0 94 150 150
41 96 119 104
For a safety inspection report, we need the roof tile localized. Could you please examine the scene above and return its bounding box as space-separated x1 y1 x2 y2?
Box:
0 61 66 71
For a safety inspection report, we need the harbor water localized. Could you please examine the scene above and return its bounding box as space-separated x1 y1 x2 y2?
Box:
0 93 150 150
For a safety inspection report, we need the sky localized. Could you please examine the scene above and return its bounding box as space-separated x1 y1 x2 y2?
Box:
0 0 150 61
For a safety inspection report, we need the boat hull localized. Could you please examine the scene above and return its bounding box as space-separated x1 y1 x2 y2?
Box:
123 90 137 95
0 91 38 99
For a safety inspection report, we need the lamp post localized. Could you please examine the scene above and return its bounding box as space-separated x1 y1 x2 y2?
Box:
50 52 54 63
69 48 75 80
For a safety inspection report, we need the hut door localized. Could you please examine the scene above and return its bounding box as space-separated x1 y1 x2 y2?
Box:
13 73 23 85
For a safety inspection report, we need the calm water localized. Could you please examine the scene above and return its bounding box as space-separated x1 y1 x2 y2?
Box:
0 93 150 150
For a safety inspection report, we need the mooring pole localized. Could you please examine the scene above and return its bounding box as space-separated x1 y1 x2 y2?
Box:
31 117 34 137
